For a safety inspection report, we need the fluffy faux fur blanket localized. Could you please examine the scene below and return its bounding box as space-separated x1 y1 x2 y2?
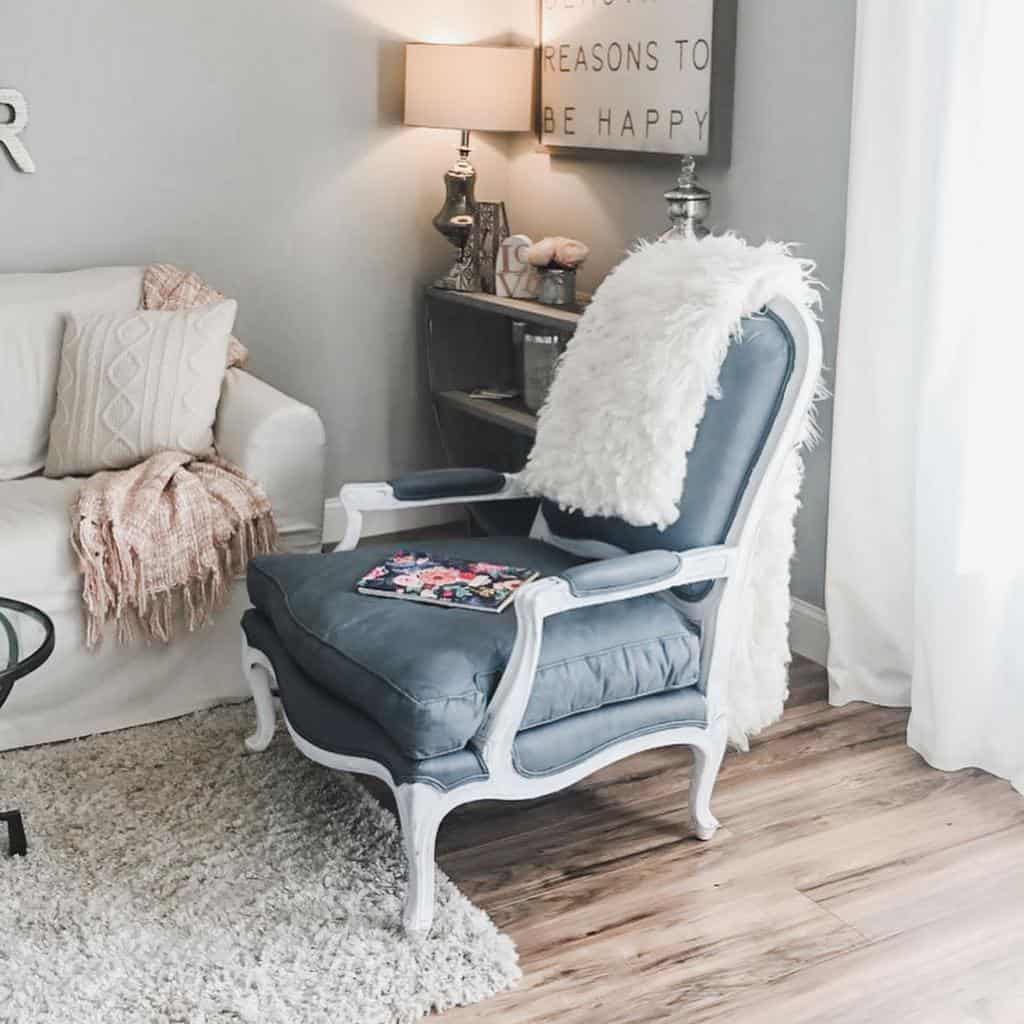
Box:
521 235 820 747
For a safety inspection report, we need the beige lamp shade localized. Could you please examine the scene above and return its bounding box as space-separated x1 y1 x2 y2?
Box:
404 44 534 133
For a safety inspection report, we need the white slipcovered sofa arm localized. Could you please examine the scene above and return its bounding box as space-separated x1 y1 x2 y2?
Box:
215 369 326 553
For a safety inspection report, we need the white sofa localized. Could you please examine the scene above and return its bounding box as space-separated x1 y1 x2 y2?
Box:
0 267 326 750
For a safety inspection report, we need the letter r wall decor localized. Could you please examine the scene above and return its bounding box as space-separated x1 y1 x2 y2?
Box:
0 89 36 173
541 0 714 155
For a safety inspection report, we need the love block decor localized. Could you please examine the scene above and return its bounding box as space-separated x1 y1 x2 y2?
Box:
496 235 541 300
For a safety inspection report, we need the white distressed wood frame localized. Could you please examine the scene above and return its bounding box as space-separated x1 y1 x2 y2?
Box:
242 296 822 934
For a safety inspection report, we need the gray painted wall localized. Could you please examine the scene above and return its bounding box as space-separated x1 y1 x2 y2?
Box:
2 0 853 606
0 0 527 490
507 0 856 607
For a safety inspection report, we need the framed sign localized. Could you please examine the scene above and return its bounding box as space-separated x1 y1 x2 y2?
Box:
540 0 714 155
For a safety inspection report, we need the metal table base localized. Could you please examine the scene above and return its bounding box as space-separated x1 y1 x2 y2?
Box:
1 810 26 856
1 598 56 860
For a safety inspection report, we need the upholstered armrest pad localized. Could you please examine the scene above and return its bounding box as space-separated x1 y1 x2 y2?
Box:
215 369 327 553
560 550 684 598
389 467 506 501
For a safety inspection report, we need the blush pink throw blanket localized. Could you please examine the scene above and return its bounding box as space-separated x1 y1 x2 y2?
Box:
72 265 277 647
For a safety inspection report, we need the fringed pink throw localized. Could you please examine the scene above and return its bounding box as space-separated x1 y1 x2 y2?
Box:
73 453 277 648
71 265 277 647
142 262 250 367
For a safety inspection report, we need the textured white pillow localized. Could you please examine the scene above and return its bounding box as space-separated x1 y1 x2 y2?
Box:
0 267 144 480
44 301 236 478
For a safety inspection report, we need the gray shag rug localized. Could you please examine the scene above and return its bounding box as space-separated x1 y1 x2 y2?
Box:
0 705 519 1023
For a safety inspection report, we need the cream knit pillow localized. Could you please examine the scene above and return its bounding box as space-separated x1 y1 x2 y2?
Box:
44 301 236 478
0 267 144 481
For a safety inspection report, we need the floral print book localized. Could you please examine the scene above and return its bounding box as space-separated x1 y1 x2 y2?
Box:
356 551 540 614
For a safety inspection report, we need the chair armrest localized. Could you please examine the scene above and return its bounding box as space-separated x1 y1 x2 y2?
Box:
561 550 685 598
473 545 737 769
556 546 736 606
215 369 326 553
336 471 527 549
390 467 507 501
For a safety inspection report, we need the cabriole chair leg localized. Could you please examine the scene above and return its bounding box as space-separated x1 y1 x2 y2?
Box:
242 638 277 753
689 715 727 841
396 783 444 935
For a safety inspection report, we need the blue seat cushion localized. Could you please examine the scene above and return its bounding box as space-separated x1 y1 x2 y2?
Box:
242 608 706 790
247 537 701 760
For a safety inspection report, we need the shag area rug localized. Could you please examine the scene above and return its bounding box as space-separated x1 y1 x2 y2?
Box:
0 705 519 1023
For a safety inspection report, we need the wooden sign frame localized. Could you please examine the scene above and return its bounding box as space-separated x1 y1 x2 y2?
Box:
540 0 715 156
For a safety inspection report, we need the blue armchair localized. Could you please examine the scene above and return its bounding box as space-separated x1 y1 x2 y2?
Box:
241 297 822 934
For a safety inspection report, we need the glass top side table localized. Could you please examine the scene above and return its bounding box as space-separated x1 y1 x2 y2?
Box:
0 598 56 857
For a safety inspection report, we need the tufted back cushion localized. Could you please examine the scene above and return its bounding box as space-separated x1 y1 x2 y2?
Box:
540 309 795 600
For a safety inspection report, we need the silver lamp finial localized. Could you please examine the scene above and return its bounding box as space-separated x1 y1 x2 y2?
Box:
663 155 711 240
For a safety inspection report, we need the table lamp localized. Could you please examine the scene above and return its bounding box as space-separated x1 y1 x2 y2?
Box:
405 44 535 290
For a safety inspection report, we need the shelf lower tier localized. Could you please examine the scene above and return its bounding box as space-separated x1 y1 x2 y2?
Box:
437 390 538 437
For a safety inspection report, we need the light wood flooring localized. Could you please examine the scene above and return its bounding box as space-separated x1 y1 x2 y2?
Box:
401 658 1024 1023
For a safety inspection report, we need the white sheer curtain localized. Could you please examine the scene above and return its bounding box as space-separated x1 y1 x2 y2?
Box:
827 0 1024 793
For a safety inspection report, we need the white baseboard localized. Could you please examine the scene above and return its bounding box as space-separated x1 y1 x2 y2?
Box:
790 597 828 666
322 498 465 547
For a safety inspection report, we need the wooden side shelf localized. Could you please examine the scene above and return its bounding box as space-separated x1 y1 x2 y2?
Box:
437 390 538 437
425 286 579 535
426 287 588 330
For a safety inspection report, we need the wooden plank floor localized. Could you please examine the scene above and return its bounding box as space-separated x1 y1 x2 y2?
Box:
402 658 1024 1023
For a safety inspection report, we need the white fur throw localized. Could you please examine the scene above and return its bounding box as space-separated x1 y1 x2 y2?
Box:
521 234 820 747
